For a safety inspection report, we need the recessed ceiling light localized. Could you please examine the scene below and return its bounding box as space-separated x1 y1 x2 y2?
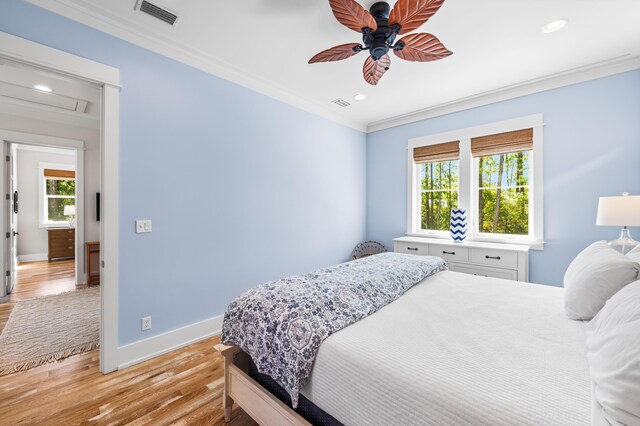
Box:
541 19 567 34
353 94 367 101
33 84 53 93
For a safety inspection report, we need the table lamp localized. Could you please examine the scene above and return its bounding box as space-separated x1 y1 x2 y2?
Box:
596 193 640 254
64 205 76 228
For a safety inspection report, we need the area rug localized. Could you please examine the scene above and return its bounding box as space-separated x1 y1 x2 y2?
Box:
0 287 99 376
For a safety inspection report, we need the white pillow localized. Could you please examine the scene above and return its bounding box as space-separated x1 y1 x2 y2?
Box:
626 244 640 263
586 280 640 426
563 241 639 320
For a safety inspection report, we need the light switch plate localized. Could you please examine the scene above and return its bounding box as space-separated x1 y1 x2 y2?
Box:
136 219 152 233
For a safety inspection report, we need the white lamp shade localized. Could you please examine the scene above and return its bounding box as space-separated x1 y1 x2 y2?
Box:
596 195 640 226
63 205 76 216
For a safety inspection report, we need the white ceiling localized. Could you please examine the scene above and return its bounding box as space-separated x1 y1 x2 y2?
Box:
0 58 101 129
24 0 640 132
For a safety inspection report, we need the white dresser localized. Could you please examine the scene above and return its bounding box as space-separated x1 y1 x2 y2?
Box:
393 236 530 282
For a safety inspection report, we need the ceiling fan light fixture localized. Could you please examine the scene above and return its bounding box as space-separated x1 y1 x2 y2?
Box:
541 19 568 34
353 93 367 101
34 84 53 93
309 0 452 85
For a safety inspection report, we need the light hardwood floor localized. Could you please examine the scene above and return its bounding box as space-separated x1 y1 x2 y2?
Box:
0 259 81 334
6 259 78 301
0 336 257 425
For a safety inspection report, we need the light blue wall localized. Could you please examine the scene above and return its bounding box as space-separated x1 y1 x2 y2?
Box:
1 0 367 345
367 70 640 285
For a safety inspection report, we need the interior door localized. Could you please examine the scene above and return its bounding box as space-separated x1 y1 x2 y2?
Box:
5 142 18 294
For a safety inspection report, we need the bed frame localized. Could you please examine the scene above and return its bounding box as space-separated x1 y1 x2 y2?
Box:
215 344 311 426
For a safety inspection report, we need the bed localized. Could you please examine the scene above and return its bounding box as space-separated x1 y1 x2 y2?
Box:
216 254 595 425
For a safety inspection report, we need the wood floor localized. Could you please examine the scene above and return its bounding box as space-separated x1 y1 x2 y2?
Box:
0 336 258 425
0 259 81 334
0 262 257 424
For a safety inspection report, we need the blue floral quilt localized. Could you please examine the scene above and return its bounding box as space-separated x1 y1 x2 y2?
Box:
221 252 448 407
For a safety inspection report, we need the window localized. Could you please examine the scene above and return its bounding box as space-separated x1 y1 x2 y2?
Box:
477 151 529 235
39 164 76 227
414 141 460 231
472 128 532 237
407 115 543 246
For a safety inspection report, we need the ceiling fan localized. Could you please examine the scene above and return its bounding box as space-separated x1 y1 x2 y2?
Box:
309 0 452 85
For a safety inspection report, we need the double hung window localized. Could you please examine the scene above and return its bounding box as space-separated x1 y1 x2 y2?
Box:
407 115 543 246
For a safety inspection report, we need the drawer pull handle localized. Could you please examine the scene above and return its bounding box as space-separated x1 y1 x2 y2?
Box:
443 251 455 255
68 246 73 249
407 247 418 251
485 255 501 260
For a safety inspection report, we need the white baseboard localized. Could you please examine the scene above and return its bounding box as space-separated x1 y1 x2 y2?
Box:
18 253 48 262
117 315 224 369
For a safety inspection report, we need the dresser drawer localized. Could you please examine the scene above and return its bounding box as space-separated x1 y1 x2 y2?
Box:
395 241 429 256
50 241 75 251
470 248 518 268
50 245 74 257
429 244 469 262
449 263 518 281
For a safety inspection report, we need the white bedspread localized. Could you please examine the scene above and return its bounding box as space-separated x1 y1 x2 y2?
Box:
300 271 591 426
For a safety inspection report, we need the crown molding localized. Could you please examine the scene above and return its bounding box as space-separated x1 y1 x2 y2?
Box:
23 1 640 135
24 0 368 132
367 55 640 133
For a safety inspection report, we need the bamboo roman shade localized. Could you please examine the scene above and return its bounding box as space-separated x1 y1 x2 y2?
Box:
413 141 460 163
471 128 533 157
44 169 75 179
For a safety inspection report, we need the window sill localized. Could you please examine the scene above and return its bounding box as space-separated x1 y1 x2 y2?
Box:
406 232 545 250
39 222 73 229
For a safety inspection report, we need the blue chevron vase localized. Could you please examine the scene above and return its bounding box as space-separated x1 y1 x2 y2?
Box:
450 208 467 242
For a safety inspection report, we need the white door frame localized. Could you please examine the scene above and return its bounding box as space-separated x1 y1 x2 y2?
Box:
0 31 121 373
1 134 85 287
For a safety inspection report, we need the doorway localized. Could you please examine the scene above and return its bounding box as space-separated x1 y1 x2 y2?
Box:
0 31 120 373
3 142 88 305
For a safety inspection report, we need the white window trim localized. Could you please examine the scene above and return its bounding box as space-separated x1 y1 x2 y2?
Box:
407 114 544 249
38 162 76 228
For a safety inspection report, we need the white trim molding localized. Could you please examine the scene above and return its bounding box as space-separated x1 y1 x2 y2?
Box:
22 0 366 132
18 253 48 263
117 315 224 369
407 114 544 249
0 31 121 374
19 4 640 133
0 32 119 87
368 55 640 132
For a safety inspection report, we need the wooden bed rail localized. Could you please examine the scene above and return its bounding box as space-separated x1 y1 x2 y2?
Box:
214 344 310 426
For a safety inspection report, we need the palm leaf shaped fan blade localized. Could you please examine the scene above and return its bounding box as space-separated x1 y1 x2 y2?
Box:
309 0 452 85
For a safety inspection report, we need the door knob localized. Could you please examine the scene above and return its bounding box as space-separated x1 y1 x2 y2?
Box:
12 231 19 236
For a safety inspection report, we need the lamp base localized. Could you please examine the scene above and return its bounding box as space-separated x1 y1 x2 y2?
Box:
608 227 638 255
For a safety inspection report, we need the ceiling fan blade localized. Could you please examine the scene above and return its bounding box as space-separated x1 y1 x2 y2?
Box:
309 43 364 64
389 0 445 34
363 54 391 85
393 33 452 62
329 0 377 33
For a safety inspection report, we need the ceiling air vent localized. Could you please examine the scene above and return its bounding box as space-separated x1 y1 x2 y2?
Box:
135 0 179 26
331 98 350 108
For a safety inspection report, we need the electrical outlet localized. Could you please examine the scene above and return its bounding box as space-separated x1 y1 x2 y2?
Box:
136 219 152 233
142 316 152 331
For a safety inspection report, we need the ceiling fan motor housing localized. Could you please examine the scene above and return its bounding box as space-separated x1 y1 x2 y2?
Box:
363 2 397 60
